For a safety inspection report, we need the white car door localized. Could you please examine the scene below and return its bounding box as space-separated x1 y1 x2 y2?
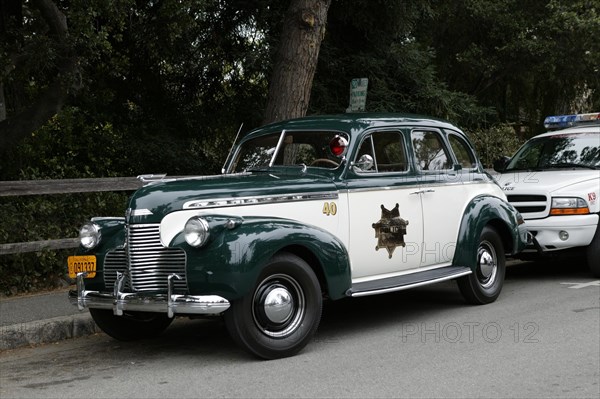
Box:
345 129 424 281
411 129 477 268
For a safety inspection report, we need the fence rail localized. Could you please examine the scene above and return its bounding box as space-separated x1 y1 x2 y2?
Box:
0 177 144 255
0 177 143 197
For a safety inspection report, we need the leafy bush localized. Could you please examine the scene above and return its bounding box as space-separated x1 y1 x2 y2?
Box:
468 123 525 169
0 192 129 296
0 105 223 296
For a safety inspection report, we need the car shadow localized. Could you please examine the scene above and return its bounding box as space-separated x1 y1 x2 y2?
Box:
505 256 593 281
81 281 469 362
83 258 597 362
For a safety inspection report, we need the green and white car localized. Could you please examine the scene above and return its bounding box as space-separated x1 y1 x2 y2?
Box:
68 113 527 359
494 112 600 277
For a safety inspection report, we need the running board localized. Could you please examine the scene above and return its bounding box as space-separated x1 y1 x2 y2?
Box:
347 266 472 297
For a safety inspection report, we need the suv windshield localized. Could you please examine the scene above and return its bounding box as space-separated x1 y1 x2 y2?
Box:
228 130 348 173
506 133 600 171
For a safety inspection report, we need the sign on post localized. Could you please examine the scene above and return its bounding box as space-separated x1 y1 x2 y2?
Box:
346 78 368 112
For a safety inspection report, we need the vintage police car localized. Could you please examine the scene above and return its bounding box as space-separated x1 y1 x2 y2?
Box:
494 112 600 277
68 113 527 359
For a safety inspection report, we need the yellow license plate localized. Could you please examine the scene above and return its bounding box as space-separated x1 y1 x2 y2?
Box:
68 255 97 278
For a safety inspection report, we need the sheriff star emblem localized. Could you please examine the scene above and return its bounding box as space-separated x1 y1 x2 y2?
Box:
372 203 409 258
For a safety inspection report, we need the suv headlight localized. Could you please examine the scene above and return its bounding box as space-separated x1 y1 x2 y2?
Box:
184 217 210 247
550 197 590 215
79 222 101 249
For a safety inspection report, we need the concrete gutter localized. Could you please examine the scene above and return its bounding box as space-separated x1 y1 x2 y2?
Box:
0 289 99 351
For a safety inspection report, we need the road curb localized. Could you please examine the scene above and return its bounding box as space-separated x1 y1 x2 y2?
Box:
0 313 99 351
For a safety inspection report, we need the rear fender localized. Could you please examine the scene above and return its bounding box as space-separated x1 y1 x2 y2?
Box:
454 195 527 270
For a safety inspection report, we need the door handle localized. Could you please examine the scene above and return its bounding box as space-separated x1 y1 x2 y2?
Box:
410 189 435 195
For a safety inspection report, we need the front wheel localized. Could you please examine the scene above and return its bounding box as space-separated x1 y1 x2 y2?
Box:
457 226 506 304
586 224 600 277
224 253 323 359
89 309 173 341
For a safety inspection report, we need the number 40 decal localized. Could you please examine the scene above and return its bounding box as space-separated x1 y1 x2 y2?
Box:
322 202 337 216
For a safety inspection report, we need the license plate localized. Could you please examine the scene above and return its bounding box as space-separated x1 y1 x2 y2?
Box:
68 255 97 278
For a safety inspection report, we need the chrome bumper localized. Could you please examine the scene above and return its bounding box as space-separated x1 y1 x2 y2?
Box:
70 272 230 318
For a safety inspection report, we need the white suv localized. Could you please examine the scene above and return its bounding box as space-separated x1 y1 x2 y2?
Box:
494 113 600 277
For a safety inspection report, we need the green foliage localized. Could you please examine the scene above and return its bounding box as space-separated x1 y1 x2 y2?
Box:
310 0 495 127
415 0 600 134
1 0 597 295
468 124 525 168
0 192 128 296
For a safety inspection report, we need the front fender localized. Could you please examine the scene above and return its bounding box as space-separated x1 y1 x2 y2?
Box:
453 195 527 270
170 216 351 301
74 217 126 291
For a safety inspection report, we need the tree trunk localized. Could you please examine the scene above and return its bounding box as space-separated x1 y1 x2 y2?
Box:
262 0 331 125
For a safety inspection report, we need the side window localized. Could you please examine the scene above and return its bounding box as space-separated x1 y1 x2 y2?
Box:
354 136 376 172
411 131 451 171
354 131 407 173
448 134 477 169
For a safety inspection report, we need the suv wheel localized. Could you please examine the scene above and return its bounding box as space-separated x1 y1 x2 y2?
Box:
586 224 600 277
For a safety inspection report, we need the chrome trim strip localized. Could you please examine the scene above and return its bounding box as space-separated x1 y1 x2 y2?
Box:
345 179 491 194
91 216 126 222
183 191 339 209
70 273 230 316
137 174 167 183
349 270 472 297
130 209 153 216
269 129 286 167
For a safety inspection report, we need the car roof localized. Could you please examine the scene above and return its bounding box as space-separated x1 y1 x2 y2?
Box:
246 113 462 138
535 124 600 139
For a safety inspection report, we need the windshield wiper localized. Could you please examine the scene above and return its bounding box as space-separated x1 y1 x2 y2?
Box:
505 167 544 172
544 163 599 170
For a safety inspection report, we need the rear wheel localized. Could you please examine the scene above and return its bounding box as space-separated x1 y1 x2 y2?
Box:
224 253 322 359
89 309 173 341
457 226 506 304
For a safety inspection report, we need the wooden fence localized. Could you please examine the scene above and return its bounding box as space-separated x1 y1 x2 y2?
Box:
0 177 144 255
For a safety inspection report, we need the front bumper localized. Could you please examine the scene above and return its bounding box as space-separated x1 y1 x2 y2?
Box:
523 214 599 252
69 272 230 318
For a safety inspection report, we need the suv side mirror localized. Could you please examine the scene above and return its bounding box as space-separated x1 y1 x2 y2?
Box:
493 156 510 173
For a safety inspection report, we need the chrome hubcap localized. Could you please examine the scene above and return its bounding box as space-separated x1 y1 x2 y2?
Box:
477 241 497 289
253 274 305 338
263 286 294 324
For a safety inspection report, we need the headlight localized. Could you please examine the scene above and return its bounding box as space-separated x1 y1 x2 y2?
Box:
184 217 210 247
550 197 590 215
79 222 101 249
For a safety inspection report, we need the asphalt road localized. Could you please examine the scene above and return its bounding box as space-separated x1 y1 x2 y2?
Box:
1 260 599 398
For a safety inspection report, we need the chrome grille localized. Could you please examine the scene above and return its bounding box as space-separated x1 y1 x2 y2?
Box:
103 224 187 292
104 249 128 289
506 194 548 216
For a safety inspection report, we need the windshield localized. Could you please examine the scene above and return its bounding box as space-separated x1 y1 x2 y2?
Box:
506 133 600 171
228 130 349 173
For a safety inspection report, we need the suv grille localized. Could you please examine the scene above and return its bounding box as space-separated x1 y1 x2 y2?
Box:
104 224 187 292
506 194 548 215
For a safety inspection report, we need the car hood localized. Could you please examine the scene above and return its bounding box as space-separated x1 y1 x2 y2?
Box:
496 170 600 194
126 171 339 223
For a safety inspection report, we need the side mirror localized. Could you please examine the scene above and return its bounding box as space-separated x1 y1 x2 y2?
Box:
353 154 375 172
493 156 510 173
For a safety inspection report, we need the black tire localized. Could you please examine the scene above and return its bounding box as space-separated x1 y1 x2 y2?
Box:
457 226 506 304
89 309 173 341
224 252 323 360
586 224 600 278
